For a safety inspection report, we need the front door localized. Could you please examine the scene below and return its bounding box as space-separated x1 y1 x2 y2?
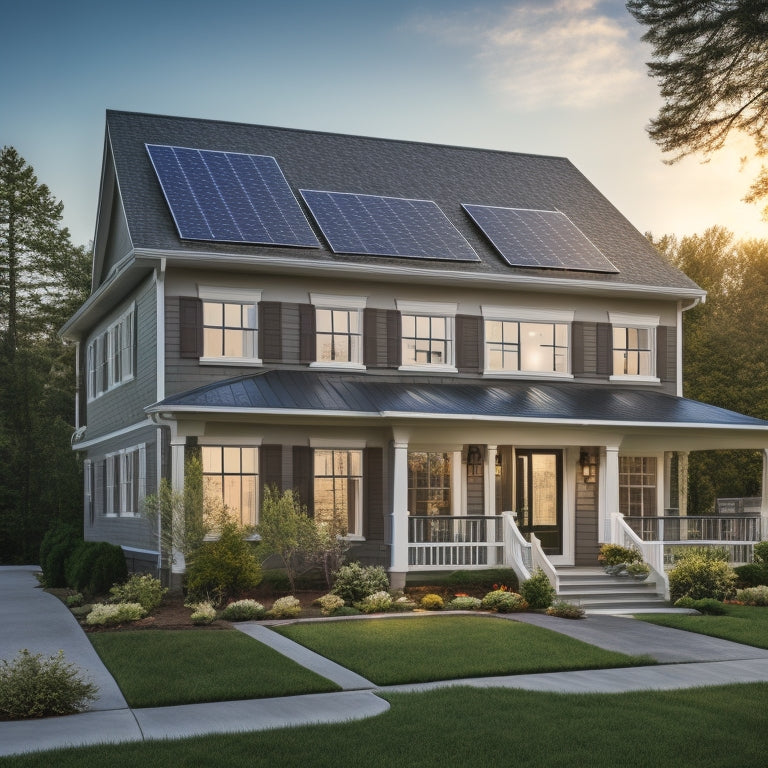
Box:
515 450 562 555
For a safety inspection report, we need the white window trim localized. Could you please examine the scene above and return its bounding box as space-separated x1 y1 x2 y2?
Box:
481 306 573 378
309 294 367 370
104 443 146 518
86 303 136 401
310 293 367 310
609 312 660 382
397 299 458 372
197 286 263 366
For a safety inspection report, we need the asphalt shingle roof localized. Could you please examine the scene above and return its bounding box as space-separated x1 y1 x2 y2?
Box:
105 110 701 292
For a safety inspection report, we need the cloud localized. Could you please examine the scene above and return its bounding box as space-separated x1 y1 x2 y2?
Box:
410 0 645 110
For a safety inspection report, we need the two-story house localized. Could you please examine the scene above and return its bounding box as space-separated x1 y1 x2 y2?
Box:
61 110 768 599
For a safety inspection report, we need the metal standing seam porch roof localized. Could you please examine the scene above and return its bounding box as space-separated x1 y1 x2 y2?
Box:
146 370 768 429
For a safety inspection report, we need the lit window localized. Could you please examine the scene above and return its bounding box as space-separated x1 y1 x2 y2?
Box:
316 309 361 364
202 301 258 359
485 320 568 373
313 449 362 536
613 327 654 377
407 452 452 515
202 446 259 525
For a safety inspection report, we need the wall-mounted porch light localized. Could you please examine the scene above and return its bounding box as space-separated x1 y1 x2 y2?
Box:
579 450 597 484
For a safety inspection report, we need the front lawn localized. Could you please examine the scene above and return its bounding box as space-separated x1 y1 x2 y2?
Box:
637 604 768 648
275 615 653 685
3 683 768 767
89 630 339 707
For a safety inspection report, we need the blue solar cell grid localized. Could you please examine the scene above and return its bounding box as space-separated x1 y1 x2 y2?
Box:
300 190 479 261
462 205 618 273
145 144 319 247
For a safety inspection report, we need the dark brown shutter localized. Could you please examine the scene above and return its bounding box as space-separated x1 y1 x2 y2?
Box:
364 447 384 539
260 444 283 494
292 445 314 513
386 310 402 368
571 321 585 376
259 302 282 363
363 307 378 367
656 326 676 382
455 314 483 373
596 322 612 377
179 297 203 359
298 304 316 364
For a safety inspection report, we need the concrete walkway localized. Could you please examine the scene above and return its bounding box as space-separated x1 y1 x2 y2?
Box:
3 564 768 758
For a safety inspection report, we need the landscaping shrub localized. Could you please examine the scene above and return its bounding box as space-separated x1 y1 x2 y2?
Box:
598 543 642 567
39 522 81 588
331 562 389 603
0 649 97 719
481 589 528 613
546 600 586 619
419 593 444 610
390 595 417 612
673 596 727 615
85 602 146 626
65 541 128 595
65 593 84 608
736 585 768 606
332 606 361 617
109 573 167 613
356 591 394 614
734 562 768 587
220 599 266 621
267 595 301 619
185 512 262 605
448 596 482 610
668 550 737 602
520 568 556 609
315 593 345 616
444 568 519 593
754 541 768 565
188 601 217 625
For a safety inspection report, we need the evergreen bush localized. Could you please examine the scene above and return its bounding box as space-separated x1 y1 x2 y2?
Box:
220 599 266 621
331 562 389 603
65 541 127 595
736 585 768 606
419 593 444 610
109 573 167 613
668 550 737 602
85 602 146 626
266 595 301 619
520 568 556 609
39 522 81 588
0 650 97 719
546 600 586 619
444 568 519 592
481 589 528 613
356 591 394 613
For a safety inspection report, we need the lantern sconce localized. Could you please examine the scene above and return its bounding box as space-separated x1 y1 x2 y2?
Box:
467 445 483 475
580 450 597 484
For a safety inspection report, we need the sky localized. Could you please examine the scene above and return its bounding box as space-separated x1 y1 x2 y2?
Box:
2 0 767 248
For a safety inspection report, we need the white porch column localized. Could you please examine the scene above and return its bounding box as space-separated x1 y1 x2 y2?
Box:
485 445 497 517
601 446 620 542
170 436 187 578
761 449 768 540
390 440 410 589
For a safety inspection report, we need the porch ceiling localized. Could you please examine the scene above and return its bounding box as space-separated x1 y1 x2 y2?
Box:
148 370 768 449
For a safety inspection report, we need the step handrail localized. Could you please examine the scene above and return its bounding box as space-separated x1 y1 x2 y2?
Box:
501 512 531 583
612 513 669 599
530 533 560 593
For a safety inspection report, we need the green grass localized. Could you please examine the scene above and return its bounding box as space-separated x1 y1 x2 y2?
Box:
637 603 768 648
3 684 768 767
275 615 653 685
88 630 339 706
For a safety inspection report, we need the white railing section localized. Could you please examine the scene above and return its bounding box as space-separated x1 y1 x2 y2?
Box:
530 533 559 593
502 512 532 583
407 515 504 569
612 513 668 598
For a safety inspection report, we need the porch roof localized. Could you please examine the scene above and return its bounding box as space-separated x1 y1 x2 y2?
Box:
148 370 768 431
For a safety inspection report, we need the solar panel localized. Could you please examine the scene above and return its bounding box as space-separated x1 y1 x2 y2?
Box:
145 144 319 248
462 205 618 273
300 190 480 262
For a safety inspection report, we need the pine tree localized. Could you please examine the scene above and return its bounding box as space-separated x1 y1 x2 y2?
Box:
0 147 89 562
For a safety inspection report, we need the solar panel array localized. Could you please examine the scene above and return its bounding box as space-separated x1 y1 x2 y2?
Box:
462 205 618 273
300 190 480 262
145 144 319 247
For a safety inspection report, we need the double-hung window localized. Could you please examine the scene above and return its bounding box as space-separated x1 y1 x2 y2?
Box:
310 293 366 368
610 313 658 381
397 300 458 372
619 456 658 517
407 452 452 516
198 287 262 365
482 306 572 376
313 448 363 536
201 445 259 526
86 305 135 400
104 444 146 517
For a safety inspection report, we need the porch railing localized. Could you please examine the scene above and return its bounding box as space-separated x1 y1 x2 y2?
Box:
622 514 761 566
612 514 668 597
407 515 504 568
502 512 532 583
